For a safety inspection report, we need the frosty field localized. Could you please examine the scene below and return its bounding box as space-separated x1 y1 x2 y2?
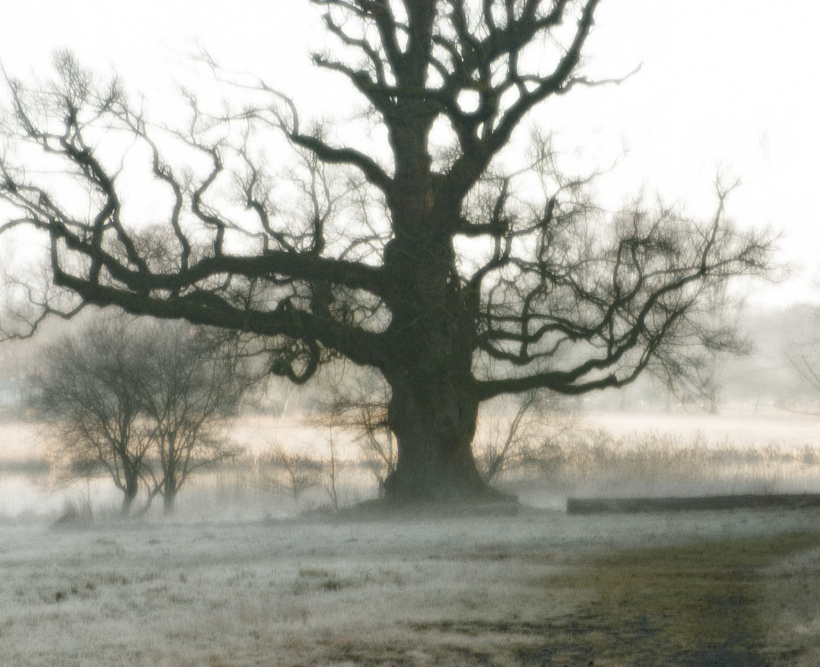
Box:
3 409 820 665
2 508 820 666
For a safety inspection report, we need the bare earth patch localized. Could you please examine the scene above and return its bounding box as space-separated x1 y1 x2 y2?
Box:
1 508 819 666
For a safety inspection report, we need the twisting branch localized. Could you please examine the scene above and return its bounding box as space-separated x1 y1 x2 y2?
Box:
473 187 771 400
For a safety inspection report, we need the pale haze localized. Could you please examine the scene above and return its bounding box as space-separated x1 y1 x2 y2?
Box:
3 5 820 664
1 0 818 304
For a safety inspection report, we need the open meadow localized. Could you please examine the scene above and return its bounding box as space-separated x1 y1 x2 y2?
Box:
3 409 820 665
2 507 820 666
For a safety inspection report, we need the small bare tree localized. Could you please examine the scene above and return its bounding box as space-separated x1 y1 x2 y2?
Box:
316 367 395 496
785 306 820 413
255 443 323 511
31 316 154 517
32 315 248 517
474 390 575 483
136 321 247 515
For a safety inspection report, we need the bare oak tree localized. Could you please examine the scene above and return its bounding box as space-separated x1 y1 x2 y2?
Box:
1 2 773 503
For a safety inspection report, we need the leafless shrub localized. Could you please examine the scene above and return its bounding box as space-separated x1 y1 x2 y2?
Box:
313 367 395 496
254 444 324 510
474 390 578 483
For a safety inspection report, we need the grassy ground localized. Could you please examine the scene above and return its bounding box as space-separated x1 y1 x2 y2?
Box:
534 533 820 666
2 508 820 666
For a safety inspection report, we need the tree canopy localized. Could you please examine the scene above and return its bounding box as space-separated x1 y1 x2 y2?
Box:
0 1 773 502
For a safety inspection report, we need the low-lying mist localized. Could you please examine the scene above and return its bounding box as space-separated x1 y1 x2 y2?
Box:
3 408 820 524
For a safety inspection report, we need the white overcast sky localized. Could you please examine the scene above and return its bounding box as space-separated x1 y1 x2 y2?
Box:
1 0 818 306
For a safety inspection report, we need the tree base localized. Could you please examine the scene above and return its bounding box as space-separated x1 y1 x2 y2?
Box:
382 463 502 504
338 487 519 520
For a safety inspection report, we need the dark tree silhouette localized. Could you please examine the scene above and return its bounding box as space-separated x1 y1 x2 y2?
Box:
32 316 246 516
137 321 246 515
31 317 155 517
1 2 772 502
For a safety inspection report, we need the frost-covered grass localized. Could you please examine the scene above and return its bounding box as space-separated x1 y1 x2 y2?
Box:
2 509 820 666
3 408 820 661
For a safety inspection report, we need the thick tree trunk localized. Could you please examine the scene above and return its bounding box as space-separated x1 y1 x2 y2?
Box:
379 260 508 503
383 370 486 501
380 239 493 501
378 136 502 503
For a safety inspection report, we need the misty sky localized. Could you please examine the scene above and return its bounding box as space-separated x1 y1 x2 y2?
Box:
1 0 818 306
